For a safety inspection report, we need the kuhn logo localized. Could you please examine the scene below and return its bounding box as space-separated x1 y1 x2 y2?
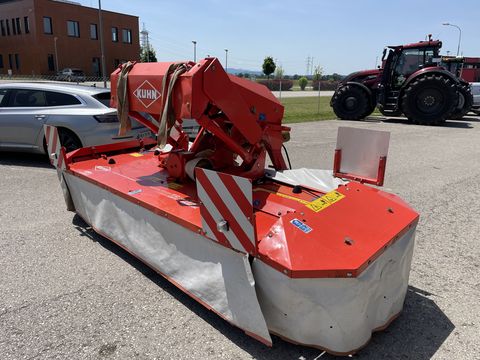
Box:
134 80 161 108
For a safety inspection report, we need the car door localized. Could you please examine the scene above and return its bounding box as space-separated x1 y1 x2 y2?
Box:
0 88 49 151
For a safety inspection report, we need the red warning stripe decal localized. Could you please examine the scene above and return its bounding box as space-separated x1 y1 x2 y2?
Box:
196 168 256 255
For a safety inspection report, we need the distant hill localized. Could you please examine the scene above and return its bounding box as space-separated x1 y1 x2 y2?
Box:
227 68 263 76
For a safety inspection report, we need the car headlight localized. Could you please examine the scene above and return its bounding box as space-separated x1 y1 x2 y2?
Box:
94 114 119 123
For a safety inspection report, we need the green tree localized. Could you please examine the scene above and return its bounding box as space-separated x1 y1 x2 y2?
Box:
274 65 284 79
298 76 308 90
331 73 343 81
140 47 157 62
262 56 276 78
313 65 323 81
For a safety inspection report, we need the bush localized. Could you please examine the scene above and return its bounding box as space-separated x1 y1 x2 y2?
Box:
298 77 308 90
257 79 294 91
312 80 341 91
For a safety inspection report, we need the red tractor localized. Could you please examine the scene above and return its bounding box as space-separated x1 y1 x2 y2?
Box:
331 37 473 125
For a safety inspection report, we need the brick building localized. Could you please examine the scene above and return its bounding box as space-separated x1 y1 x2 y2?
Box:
0 0 140 76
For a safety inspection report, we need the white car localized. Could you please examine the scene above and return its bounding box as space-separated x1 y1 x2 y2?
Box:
0 82 154 154
56 68 86 82
471 82 480 115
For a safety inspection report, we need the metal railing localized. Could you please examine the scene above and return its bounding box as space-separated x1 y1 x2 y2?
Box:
0 74 111 88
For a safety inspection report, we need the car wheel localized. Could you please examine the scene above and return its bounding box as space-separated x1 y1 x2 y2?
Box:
58 128 82 153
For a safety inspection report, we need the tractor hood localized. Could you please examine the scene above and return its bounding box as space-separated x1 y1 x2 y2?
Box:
341 69 382 85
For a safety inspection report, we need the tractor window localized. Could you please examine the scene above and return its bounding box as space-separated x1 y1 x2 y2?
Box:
394 49 424 76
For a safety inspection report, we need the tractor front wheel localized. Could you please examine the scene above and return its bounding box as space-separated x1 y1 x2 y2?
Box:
401 75 457 125
331 85 373 120
450 83 473 120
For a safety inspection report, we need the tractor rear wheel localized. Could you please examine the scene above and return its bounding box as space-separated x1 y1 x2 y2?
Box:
450 83 473 120
331 85 373 120
401 74 457 125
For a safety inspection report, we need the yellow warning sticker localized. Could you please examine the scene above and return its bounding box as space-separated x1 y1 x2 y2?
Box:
306 190 345 213
130 153 143 157
168 182 183 190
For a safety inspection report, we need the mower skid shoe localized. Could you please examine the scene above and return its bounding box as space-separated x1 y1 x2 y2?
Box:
64 173 272 345
252 224 416 354
43 125 75 211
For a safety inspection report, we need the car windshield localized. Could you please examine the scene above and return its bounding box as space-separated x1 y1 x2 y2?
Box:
92 91 112 107
72 70 84 75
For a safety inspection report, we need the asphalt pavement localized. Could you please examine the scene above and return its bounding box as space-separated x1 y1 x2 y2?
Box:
1 115 480 359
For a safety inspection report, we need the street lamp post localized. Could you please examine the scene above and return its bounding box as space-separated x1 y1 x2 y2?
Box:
54 36 59 73
192 40 197 62
98 0 107 87
442 22 462 56
224 48 228 73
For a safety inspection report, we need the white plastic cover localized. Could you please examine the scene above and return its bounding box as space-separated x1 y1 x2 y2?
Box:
65 174 272 345
336 126 390 180
253 225 416 354
265 168 347 192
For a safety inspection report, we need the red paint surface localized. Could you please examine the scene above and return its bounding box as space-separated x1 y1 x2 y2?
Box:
68 149 418 279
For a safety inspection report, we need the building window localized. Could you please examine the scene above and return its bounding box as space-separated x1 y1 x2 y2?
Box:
12 18 16 35
43 17 52 34
0 54 3 68
90 23 97 40
92 57 101 76
24 17 29 34
47 54 55 71
67 21 80 37
0 20 5 36
14 54 20 69
16 18 21 34
111 27 118 42
6 19 10 36
8 54 13 69
122 29 132 44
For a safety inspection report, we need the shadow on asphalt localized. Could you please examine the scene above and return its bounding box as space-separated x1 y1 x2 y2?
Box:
0 151 52 169
72 214 454 360
366 115 478 129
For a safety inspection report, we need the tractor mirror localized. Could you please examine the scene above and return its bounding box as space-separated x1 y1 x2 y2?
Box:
333 127 390 186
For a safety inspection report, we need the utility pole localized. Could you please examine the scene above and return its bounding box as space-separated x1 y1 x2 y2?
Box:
224 48 228 73
98 0 107 87
54 37 59 72
192 41 197 62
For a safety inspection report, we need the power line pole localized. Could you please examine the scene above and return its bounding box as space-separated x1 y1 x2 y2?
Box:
306 56 311 76
140 23 150 62
98 0 107 87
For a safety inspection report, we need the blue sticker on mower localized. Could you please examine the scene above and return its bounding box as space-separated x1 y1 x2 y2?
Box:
290 218 312 234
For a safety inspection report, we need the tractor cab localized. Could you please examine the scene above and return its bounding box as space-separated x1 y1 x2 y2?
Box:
382 40 442 89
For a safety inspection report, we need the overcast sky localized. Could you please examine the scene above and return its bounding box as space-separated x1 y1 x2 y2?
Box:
81 0 479 75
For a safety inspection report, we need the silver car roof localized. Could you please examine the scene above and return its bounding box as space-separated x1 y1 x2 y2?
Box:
0 82 109 96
